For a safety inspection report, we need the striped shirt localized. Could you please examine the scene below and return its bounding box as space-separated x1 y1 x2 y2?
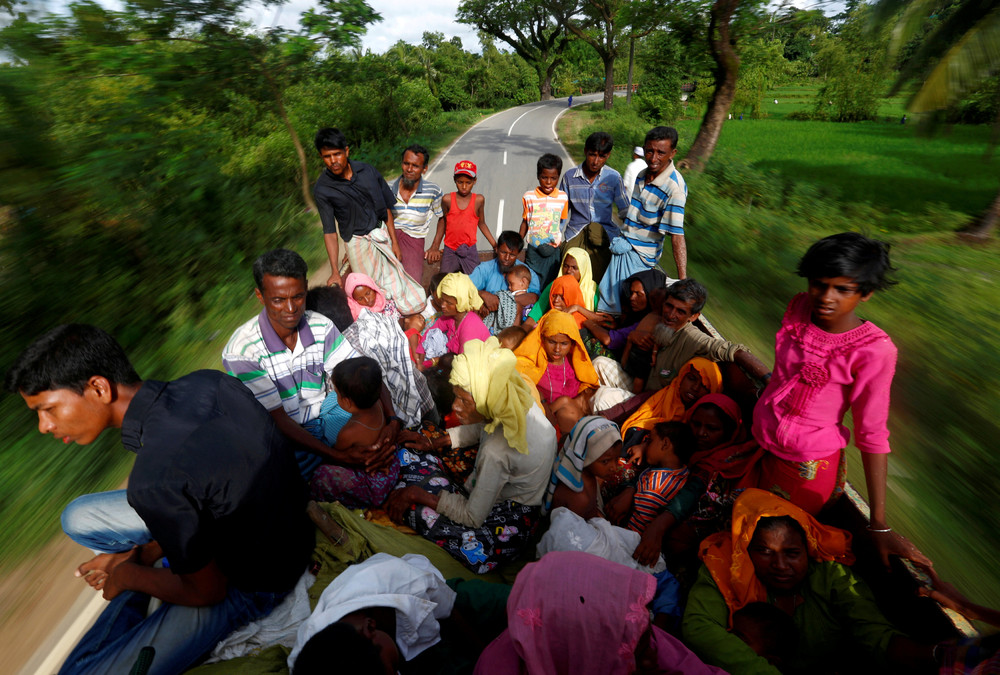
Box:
388 176 444 238
222 310 356 424
628 466 689 533
522 187 569 247
621 161 687 268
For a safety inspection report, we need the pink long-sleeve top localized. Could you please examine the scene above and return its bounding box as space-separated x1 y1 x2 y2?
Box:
434 312 491 356
752 293 897 462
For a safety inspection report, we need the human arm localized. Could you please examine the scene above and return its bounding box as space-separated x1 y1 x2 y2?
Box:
384 207 402 261
435 431 507 528
324 233 343 287
682 565 782 675
862 453 933 571
103 548 228 606
918 569 1000 626
566 304 613 324
427 207 447 264
671 234 687 280
605 486 635 525
476 195 496 248
583 318 613 346
518 217 528 239
478 290 500 314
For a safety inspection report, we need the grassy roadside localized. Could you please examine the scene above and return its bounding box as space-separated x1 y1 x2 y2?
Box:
558 100 1000 610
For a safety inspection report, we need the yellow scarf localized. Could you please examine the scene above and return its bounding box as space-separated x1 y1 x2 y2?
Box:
438 273 483 313
562 247 597 311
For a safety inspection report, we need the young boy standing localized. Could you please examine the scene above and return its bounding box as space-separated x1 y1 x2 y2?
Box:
427 160 496 275
519 154 569 289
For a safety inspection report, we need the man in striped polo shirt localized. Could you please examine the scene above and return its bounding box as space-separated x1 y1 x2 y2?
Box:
620 126 688 280
389 144 444 283
222 249 352 480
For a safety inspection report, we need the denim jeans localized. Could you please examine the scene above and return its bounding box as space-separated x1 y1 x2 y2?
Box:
59 490 288 675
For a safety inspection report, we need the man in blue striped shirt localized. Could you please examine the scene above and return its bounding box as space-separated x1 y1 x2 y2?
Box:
620 126 688 279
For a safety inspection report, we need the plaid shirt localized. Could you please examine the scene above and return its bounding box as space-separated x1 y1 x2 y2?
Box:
620 161 687 268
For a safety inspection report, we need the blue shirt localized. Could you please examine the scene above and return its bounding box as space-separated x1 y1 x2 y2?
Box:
469 259 541 294
559 164 630 240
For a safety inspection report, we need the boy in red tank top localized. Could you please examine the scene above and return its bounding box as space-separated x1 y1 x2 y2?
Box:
427 160 497 274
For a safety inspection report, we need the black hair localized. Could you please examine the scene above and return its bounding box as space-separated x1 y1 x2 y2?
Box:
423 364 455 418
651 421 697 464
645 126 679 150
253 249 308 290
314 127 348 152
754 515 808 548
402 144 430 167
690 402 737 442
5 324 141 396
537 153 563 177
333 356 382 409
306 286 355 333
620 268 667 326
584 132 614 155
732 602 798 664
497 230 525 253
427 272 447 298
666 278 708 314
293 622 384 675
796 232 897 295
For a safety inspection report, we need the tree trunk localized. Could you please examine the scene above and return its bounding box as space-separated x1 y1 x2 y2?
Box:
680 0 741 173
537 62 553 100
626 37 635 105
603 56 615 110
958 187 1000 241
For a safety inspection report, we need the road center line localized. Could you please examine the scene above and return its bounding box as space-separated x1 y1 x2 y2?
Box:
503 151 507 165
507 107 537 136
496 199 504 238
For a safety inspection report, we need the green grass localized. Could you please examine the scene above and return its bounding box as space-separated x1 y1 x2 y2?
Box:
560 92 1000 612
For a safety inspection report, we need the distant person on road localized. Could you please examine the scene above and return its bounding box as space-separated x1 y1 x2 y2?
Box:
6 324 313 675
520 153 569 289
313 127 426 315
469 230 540 319
427 160 495 275
388 144 444 284
622 145 647 198
599 126 688 314
568 94 573 107
559 132 630 282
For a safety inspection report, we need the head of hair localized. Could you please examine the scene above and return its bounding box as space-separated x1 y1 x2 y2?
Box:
732 602 798 664
423 363 455 418
5 324 140 395
497 325 527 349
645 126 679 150
507 265 531 283
497 230 525 254
332 356 382 409
402 143 430 167
314 127 348 152
584 132 614 155
651 421 697 464
666 278 708 314
293 622 384 675
253 249 308 290
754 515 808 547
796 232 897 294
306 286 354 333
427 272 448 298
692 402 737 440
537 153 563 177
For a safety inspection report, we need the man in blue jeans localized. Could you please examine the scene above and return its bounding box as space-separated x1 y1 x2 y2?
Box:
6 324 313 675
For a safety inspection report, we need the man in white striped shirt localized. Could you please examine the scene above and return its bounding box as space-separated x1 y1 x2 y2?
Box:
620 126 688 279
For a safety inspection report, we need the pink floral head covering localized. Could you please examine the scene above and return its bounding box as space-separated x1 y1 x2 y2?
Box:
503 551 654 674
344 272 386 320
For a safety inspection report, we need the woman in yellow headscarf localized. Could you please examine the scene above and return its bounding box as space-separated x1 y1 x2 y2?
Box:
682 488 937 674
621 357 723 438
386 338 558 573
429 272 490 355
524 248 602 327
515 310 600 433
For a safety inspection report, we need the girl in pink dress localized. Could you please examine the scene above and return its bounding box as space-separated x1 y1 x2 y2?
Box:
752 232 931 570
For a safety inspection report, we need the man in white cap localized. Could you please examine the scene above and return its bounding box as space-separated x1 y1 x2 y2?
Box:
622 145 647 199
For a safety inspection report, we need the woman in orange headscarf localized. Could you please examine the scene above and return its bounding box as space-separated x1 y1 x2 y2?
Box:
515 309 599 433
621 357 723 438
682 488 937 674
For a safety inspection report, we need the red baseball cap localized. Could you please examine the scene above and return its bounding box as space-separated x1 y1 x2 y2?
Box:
454 160 477 178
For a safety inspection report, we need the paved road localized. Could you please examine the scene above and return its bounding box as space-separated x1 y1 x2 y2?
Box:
424 93 603 248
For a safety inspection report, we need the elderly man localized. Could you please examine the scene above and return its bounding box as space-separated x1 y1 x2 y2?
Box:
313 127 426 314
469 230 540 315
558 131 629 281
388 144 444 284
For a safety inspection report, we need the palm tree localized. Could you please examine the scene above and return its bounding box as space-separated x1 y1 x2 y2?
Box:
872 0 1000 239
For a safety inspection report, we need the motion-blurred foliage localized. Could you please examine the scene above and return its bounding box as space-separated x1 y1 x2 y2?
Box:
0 1 537 567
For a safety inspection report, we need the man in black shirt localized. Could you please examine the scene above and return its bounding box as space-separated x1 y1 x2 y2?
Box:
313 127 427 315
6 324 313 675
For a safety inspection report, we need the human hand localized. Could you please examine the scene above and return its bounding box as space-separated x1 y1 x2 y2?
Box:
870 528 934 573
367 418 402 472
595 312 615 327
76 550 135 591
605 487 635 525
102 548 141 600
326 271 342 287
399 429 435 453
426 249 442 264
480 292 499 313
391 241 402 262
628 330 654 351
385 486 424 523
632 522 665 568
